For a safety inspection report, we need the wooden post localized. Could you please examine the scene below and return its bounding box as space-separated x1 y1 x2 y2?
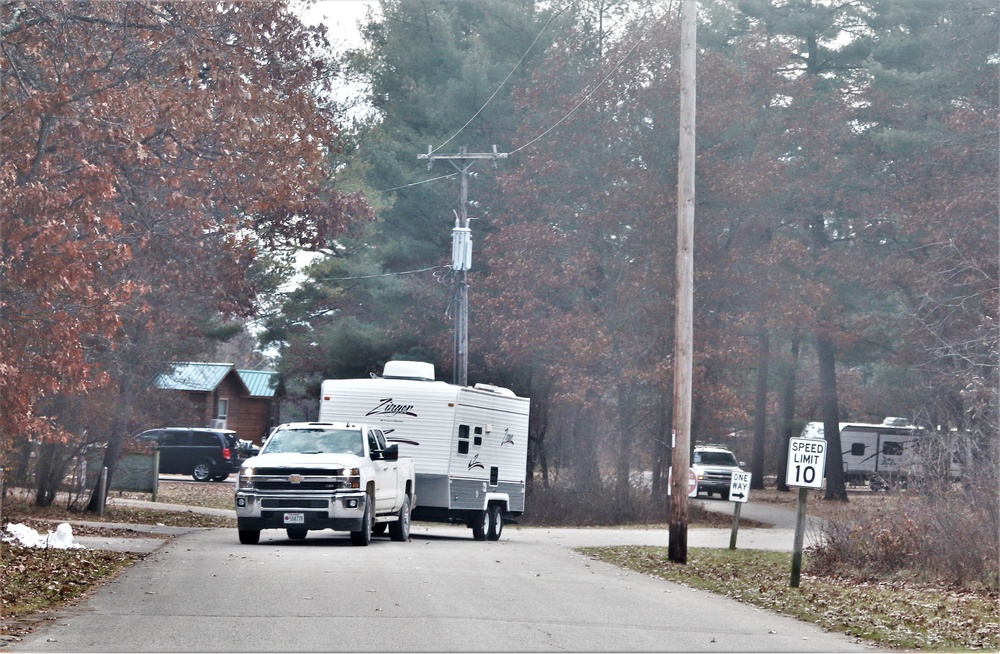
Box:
151 451 160 503
669 0 697 565
98 466 108 518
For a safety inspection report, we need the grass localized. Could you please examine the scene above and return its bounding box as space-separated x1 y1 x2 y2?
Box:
581 546 999 651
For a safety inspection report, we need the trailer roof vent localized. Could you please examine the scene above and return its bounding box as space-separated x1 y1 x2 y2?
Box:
383 360 435 381
473 383 516 397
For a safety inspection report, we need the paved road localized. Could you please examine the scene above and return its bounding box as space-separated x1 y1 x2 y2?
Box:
12 507 871 653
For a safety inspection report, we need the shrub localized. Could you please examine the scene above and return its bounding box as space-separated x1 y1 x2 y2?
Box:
809 485 999 589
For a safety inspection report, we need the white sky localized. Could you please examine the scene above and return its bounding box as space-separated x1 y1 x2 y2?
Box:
294 0 375 49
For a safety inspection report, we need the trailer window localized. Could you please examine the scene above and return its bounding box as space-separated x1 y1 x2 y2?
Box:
850 443 866 456
882 441 904 456
458 424 470 455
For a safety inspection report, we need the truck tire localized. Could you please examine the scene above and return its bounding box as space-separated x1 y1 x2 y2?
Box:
471 510 488 541
487 504 503 541
287 528 308 540
192 461 213 482
238 529 260 545
350 496 372 546
389 496 411 542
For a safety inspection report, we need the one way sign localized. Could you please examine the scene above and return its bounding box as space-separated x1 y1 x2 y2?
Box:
729 471 751 503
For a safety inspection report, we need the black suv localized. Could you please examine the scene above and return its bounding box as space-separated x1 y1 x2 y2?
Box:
136 428 241 482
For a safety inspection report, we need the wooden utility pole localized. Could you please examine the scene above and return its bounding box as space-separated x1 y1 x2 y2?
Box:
418 145 507 387
669 0 697 564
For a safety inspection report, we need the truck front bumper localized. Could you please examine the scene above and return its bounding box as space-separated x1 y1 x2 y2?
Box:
235 490 366 532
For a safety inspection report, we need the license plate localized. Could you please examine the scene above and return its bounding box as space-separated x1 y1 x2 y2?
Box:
283 513 305 525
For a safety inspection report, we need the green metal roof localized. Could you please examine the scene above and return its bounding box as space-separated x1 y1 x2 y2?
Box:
237 369 279 398
155 363 278 398
155 363 234 393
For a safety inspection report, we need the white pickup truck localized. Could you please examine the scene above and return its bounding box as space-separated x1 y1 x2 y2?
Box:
234 422 415 545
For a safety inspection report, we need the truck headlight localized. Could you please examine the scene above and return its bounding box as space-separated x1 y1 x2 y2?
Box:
238 467 255 490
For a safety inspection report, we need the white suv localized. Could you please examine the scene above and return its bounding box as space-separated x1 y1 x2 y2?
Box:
692 445 744 500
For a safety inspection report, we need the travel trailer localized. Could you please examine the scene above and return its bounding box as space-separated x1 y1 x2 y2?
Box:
800 417 960 489
319 361 530 540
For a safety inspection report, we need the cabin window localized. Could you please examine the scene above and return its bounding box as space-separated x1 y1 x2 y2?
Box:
850 443 866 456
882 441 904 456
217 398 228 420
458 424 470 455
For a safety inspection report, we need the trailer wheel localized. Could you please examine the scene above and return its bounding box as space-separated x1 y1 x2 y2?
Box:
487 504 503 541
471 510 488 541
350 496 373 546
389 496 411 542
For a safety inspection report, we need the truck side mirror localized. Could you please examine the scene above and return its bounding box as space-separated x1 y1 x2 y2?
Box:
384 444 399 461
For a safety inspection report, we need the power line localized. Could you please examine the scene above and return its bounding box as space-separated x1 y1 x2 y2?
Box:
311 265 450 282
431 8 566 155
375 11 662 195
510 15 662 155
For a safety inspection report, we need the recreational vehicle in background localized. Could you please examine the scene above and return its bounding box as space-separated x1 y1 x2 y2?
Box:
800 417 961 490
319 361 530 541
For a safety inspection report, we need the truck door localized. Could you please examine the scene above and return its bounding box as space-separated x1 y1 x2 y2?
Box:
369 429 398 513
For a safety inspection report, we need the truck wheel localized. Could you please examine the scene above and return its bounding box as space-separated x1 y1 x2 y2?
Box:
192 461 213 482
487 504 503 541
212 473 230 482
238 529 260 545
389 496 411 542
287 528 308 540
471 510 488 541
720 490 730 501
350 496 372 546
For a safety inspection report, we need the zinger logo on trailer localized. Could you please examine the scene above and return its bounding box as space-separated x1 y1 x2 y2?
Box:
366 398 417 418
501 428 515 446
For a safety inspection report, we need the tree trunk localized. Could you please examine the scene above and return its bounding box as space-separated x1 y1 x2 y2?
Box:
614 384 636 507
86 377 135 512
776 331 800 492
816 330 848 501
573 391 602 490
751 329 769 488
650 394 673 509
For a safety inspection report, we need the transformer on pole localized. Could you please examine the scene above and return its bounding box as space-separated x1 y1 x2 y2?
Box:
418 145 507 387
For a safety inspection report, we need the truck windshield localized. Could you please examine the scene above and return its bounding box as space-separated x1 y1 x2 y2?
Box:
694 451 739 466
261 428 364 456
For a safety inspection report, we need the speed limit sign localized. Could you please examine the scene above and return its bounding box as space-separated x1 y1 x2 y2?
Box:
786 437 827 489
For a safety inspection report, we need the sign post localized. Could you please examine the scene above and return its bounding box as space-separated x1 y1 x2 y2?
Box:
728 471 751 550
786 437 828 587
